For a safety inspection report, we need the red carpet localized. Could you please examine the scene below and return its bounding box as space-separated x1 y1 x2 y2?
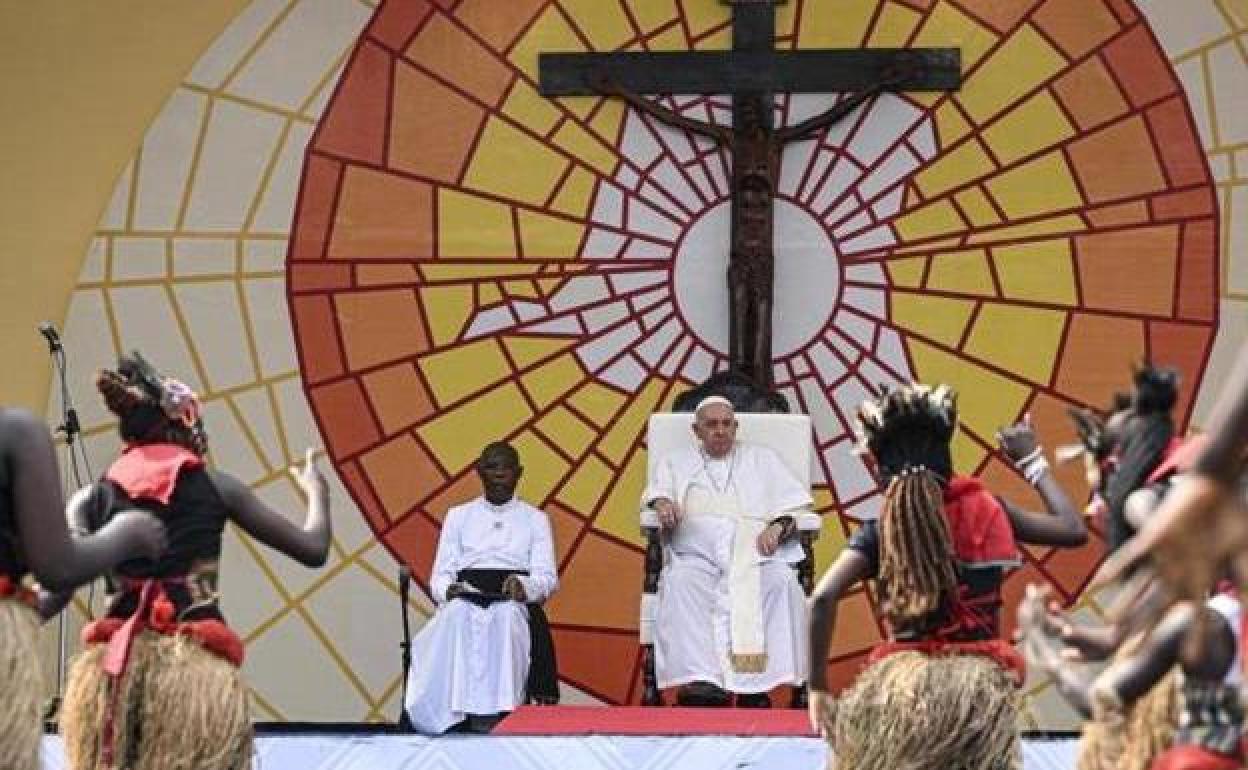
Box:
493 706 817 736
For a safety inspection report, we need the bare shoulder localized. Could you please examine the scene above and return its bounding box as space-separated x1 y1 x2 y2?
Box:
0 407 48 439
205 468 245 502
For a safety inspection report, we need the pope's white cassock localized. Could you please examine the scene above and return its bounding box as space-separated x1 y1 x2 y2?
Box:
404 496 558 733
643 441 812 693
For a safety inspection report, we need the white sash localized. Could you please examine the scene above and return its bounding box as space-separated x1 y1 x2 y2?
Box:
683 486 768 673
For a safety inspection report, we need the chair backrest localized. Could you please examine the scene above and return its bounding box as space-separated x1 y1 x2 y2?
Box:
645 413 814 488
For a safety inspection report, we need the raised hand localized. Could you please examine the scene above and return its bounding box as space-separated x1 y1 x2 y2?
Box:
1097 477 1248 638
654 497 682 529
1016 584 1064 676
290 447 329 501
996 414 1040 465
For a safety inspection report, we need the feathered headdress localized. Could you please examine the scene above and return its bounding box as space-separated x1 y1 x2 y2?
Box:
96 351 207 455
855 383 957 482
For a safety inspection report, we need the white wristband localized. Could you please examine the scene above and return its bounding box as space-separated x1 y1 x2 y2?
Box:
1022 456 1050 486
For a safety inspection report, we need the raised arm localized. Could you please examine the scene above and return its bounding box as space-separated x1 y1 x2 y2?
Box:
807 548 872 735
4 408 164 591
996 416 1088 547
595 77 730 143
777 84 888 143
211 448 331 567
1095 344 1248 597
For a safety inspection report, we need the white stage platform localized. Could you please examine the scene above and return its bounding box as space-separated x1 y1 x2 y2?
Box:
39 733 1078 769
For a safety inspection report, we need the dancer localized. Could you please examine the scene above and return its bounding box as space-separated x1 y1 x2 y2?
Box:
404 441 560 734
58 352 331 770
1 406 166 770
807 384 1086 769
1019 455 1242 770
1098 345 1248 633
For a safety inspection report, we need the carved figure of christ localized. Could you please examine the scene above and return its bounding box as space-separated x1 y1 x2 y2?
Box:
540 1 960 388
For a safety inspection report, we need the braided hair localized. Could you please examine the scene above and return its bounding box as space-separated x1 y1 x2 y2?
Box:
96 351 207 456
1102 364 1178 552
856 384 959 627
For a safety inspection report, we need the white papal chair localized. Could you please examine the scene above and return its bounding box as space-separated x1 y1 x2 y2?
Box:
637 412 822 706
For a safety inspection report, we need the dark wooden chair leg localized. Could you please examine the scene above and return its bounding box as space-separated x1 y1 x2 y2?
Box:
641 526 663 706
641 644 662 706
794 530 816 709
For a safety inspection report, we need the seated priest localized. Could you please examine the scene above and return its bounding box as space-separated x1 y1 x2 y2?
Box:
404 441 559 733
643 396 812 706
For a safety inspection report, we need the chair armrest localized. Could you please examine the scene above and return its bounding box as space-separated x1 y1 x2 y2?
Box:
797 511 822 539
640 507 660 530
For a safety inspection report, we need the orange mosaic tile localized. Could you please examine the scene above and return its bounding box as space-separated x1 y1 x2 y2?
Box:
355 264 419 288
289 154 341 259
361 362 435 436
389 62 487 185
1103 25 1177 109
545 533 642 631
420 471 484 523
1051 57 1129 132
1103 0 1138 24
550 628 641 703
365 0 433 51
289 263 352 293
1177 219 1217 322
327 167 434 258
338 460 389 536
360 433 445 519
385 511 442 587
290 295 345 384
1022 392 1094 504
1066 116 1167 204
1149 321 1214 423
454 0 546 53
1152 188 1215 222
829 591 883 656
1075 225 1177 316
334 288 430 371
314 41 392 165
1084 200 1149 229
1146 97 1211 188
1041 539 1105 599
999 562 1048 640
404 14 514 108
823 655 871 695
308 379 382 460
952 0 1041 34
1032 0 1122 60
1055 313 1146 408
544 502 587 565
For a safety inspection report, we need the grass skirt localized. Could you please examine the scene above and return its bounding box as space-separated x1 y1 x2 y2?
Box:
61 631 252 770
832 651 1020 770
0 597 42 770
1076 636 1177 770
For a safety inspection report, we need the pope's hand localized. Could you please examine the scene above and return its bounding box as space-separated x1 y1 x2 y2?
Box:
654 498 682 529
756 522 782 556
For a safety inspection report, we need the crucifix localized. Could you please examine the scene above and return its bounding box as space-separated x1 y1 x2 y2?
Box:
540 0 960 390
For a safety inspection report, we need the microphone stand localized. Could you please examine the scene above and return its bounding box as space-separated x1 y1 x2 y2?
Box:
43 331 93 725
397 567 413 730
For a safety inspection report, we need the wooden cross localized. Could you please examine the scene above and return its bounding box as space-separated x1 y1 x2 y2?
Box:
541 0 960 390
